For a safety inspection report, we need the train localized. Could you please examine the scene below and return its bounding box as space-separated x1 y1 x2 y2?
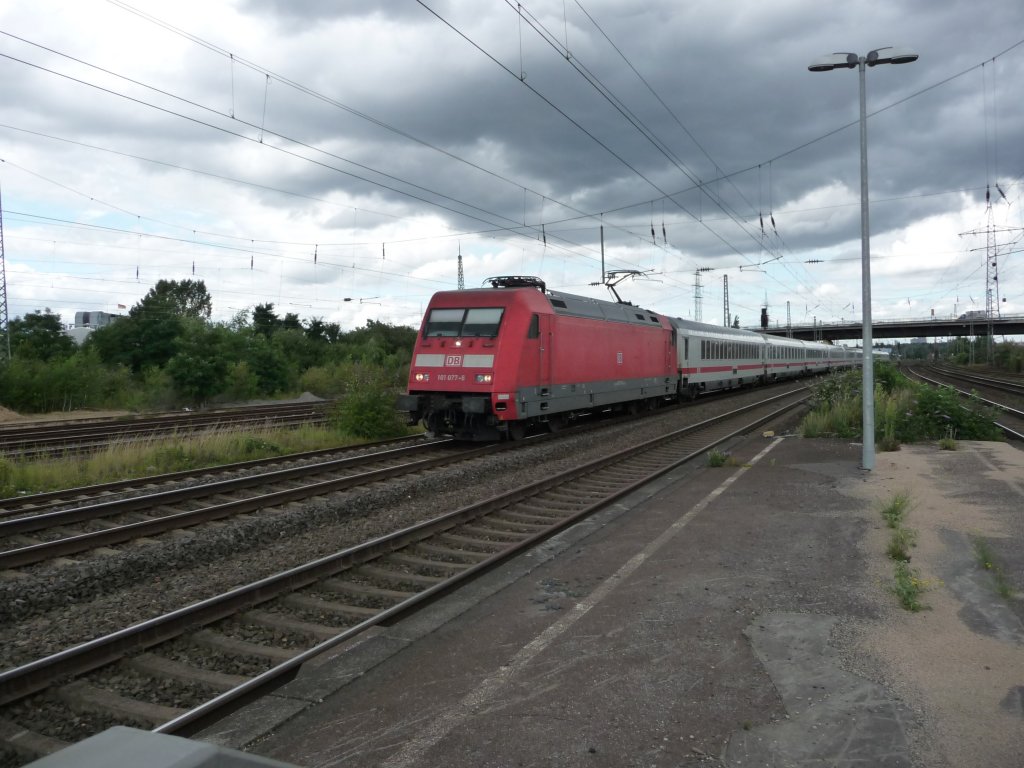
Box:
397 276 861 440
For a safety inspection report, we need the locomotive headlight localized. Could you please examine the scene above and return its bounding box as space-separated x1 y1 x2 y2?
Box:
414 372 430 382
475 373 493 383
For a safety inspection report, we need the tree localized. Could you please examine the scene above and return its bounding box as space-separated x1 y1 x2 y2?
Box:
92 279 210 373
252 303 279 338
8 309 76 362
244 335 291 395
135 279 213 320
305 317 328 343
166 321 230 405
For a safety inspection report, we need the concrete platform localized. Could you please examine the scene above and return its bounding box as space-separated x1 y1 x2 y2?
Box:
196 427 1024 767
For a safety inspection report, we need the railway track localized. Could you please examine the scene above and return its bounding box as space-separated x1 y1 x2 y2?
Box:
0 435 429 522
903 364 1024 440
916 363 1024 400
0 387 809 763
0 437 507 571
0 401 331 459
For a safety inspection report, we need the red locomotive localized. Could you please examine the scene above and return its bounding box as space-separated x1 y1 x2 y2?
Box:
398 276 858 440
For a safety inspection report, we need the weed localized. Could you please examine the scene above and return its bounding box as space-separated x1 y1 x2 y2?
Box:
707 449 740 468
891 560 931 612
971 537 1013 599
0 457 12 498
886 527 917 561
880 492 911 529
800 363 1003 443
878 422 901 452
938 426 958 451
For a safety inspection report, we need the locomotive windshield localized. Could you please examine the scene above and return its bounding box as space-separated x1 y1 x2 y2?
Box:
424 307 504 338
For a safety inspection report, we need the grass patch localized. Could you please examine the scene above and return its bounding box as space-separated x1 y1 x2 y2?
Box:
880 492 911 529
707 449 739 467
891 560 930 612
800 363 1003 444
971 537 1014 599
878 491 935 611
886 527 917 561
0 423 400 499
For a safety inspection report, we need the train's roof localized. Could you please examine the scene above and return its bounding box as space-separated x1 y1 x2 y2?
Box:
546 289 663 327
666 316 765 339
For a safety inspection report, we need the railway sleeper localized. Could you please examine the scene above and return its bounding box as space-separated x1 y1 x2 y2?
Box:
511 499 579 514
318 578 415 602
454 524 523 541
541 488 608 502
573 481 623 494
486 515 552 532
189 629 298 664
243 609 347 642
354 564 445 589
412 542 492 563
58 680 186 727
437 532 506 550
382 552 469 575
0 716 69 761
494 509 560 524
280 592 382 621
127 653 248 693
468 517 548 533
529 489 588 504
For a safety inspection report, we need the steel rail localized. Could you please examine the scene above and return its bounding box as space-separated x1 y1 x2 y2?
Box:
0 387 808 722
0 441 501 569
0 435 431 519
919 364 1024 399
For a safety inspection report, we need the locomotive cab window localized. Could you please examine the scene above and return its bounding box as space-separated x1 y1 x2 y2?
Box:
424 307 504 338
462 308 504 337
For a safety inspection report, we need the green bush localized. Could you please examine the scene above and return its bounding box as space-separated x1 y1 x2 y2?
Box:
327 360 407 439
801 364 1003 443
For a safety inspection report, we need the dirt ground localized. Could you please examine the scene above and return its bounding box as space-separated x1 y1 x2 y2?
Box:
0 406 132 424
850 441 1024 767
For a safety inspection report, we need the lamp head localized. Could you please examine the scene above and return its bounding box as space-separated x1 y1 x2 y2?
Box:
808 52 858 72
867 46 919 66
810 48 918 72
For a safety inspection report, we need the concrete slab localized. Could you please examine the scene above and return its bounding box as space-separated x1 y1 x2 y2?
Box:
725 612 913 766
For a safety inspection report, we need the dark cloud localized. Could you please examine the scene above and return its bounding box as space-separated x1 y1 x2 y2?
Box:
1 0 1022 329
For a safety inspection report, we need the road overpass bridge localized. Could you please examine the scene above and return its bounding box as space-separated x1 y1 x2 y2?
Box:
756 315 1024 342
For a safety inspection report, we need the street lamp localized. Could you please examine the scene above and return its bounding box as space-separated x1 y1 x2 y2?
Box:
808 47 918 471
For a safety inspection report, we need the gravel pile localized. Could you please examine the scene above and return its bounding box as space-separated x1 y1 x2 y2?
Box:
0 387 796 672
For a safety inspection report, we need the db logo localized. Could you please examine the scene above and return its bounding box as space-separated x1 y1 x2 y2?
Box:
445 355 463 366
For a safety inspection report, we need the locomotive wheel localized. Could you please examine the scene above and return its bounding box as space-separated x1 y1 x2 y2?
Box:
507 421 527 440
545 415 565 433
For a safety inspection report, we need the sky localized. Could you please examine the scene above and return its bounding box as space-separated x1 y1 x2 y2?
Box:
1 0 1023 338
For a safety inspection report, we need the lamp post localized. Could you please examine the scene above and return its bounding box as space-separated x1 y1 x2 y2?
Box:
808 47 918 471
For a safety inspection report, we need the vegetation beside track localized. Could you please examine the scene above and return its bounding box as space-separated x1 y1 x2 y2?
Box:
0 411 414 500
0 280 417 415
800 362 1004 447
